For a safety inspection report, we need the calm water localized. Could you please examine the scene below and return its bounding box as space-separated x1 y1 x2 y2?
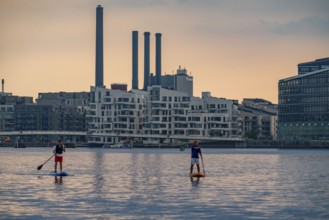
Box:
1 147 329 220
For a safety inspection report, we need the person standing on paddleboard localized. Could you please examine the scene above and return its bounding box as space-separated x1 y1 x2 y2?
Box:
53 140 66 173
190 140 202 174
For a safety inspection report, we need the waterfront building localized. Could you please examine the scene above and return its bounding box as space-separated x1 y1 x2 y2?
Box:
278 58 329 140
86 85 241 146
188 92 241 138
15 104 87 142
0 104 15 131
0 93 33 132
36 92 90 106
87 86 146 146
144 86 191 144
198 92 240 138
143 87 240 142
238 99 278 140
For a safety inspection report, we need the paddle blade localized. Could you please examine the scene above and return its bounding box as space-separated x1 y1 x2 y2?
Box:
37 164 43 170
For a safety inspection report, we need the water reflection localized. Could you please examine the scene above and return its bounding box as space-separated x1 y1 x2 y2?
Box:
54 176 63 184
1 148 329 219
190 177 201 187
93 150 105 195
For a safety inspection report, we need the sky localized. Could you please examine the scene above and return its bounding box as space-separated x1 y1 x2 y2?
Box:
1 0 329 104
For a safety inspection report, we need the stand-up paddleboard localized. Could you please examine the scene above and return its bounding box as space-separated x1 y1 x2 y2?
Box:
50 171 69 176
189 173 205 178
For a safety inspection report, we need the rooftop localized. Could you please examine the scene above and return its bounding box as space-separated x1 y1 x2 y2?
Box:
298 57 329 67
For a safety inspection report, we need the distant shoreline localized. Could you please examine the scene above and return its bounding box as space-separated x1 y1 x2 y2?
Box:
1 140 329 149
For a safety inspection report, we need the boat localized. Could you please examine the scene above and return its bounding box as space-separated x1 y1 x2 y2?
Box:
102 143 124 148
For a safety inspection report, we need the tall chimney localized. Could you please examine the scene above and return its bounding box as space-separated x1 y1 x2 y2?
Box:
155 33 162 86
1 79 4 94
132 31 139 90
95 5 104 87
143 32 150 91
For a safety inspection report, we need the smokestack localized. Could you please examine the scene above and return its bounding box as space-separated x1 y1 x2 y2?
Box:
95 5 104 87
155 33 162 86
143 32 150 91
132 31 138 90
1 79 4 94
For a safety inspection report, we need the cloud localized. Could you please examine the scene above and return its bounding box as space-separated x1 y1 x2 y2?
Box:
261 15 329 36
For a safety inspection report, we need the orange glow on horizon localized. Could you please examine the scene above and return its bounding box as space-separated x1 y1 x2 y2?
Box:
1 1 328 104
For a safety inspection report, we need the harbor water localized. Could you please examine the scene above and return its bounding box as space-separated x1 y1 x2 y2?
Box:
1 147 329 219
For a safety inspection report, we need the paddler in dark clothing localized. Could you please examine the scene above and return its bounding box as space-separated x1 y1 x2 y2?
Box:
190 140 202 174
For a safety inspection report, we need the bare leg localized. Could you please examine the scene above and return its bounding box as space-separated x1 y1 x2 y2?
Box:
60 162 62 172
54 162 58 172
190 164 194 174
197 165 200 173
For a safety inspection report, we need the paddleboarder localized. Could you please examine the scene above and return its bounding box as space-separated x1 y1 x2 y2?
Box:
190 140 202 174
53 140 66 173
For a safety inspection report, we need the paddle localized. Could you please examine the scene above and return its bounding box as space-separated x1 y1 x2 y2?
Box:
37 155 54 170
201 155 206 176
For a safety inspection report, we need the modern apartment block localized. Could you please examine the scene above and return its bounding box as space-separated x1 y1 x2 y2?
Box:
87 85 240 146
278 57 329 140
238 99 278 140
87 86 146 145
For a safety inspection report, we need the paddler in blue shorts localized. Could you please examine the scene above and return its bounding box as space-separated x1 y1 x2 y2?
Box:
190 140 202 174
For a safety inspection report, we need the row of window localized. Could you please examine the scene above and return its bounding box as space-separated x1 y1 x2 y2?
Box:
279 105 329 113
279 95 329 104
279 85 329 95
279 114 329 122
279 71 329 86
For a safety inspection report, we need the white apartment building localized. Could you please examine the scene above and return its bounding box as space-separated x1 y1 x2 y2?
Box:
188 92 240 137
87 86 146 146
87 86 241 146
146 88 240 143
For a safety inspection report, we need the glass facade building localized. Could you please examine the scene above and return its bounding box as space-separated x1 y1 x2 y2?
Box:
278 58 329 140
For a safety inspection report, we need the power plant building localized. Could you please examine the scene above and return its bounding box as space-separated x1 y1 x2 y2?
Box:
161 66 193 97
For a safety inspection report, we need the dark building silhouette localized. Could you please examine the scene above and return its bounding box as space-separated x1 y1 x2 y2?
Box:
95 5 104 87
132 31 139 90
111 83 128 91
143 32 150 91
15 104 87 142
155 33 162 85
1 79 4 95
36 92 90 106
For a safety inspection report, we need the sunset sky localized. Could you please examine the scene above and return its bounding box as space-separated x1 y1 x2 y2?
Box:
1 0 328 103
